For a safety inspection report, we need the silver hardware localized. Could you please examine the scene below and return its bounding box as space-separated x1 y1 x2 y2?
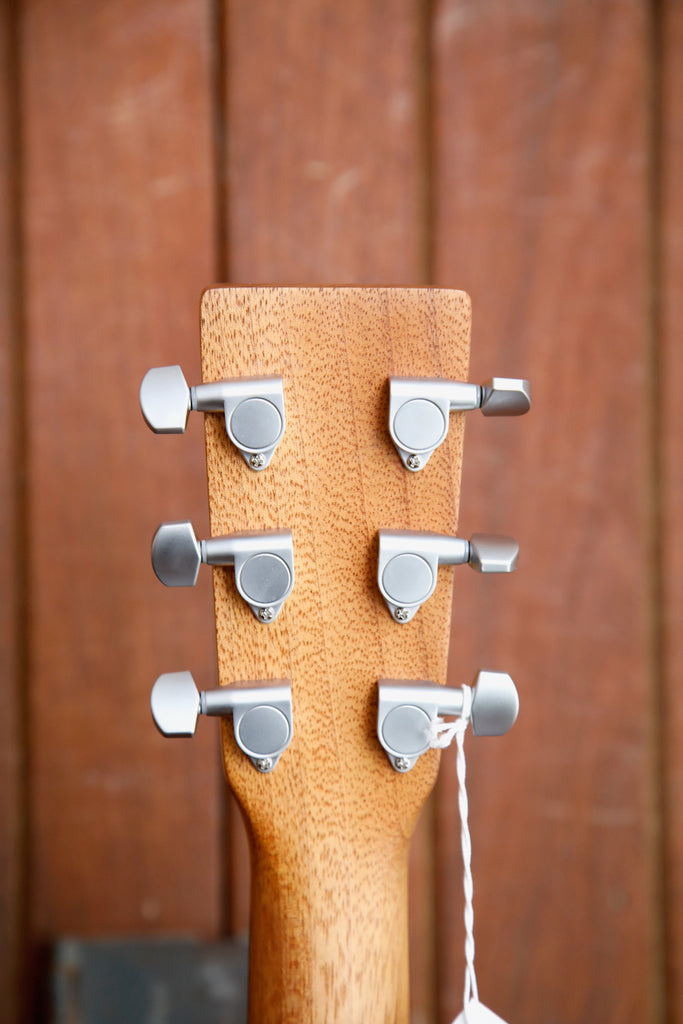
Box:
378 529 518 622
389 376 531 471
150 671 293 772
140 366 286 470
151 521 295 622
377 671 519 772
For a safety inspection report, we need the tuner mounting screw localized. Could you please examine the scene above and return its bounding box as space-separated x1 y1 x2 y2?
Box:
256 757 273 772
394 607 410 622
258 606 275 622
394 757 411 772
406 454 421 470
249 453 266 469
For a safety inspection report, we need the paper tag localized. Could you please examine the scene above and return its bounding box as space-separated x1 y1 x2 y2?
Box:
453 1000 510 1024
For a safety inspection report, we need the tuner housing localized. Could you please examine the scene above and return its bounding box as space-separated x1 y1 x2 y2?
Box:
388 375 531 471
151 521 295 622
150 671 293 772
140 366 286 470
377 529 519 623
377 672 519 772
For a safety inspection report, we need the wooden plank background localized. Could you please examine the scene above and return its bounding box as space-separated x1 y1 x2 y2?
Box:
0 4 25 1021
0 1 679 1022
662 1 683 1022
22 0 222 943
432 2 658 1022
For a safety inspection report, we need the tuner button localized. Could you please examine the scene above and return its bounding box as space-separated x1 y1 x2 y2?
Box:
381 552 434 607
480 377 531 417
471 670 519 737
392 399 447 456
151 671 201 736
381 703 432 759
235 705 291 759
468 534 519 574
237 552 292 607
229 397 283 452
140 365 191 433
152 521 202 586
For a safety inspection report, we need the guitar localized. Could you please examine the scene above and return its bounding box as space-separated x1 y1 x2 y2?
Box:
140 287 528 1023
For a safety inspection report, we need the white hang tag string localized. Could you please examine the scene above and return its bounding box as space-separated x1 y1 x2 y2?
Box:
427 685 511 1024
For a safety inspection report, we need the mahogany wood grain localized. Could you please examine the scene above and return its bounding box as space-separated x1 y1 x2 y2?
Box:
432 2 656 1021
201 286 470 1024
222 6 435 1017
0 5 24 1020
23 0 221 938
662 1 683 1019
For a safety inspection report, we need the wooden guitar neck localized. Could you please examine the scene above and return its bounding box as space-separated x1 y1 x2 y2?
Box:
200 287 471 1023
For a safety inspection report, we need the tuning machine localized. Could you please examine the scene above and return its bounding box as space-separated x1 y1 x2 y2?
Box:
152 521 295 622
140 365 285 470
378 671 519 772
389 376 530 471
151 671 293 772
378 529 518 623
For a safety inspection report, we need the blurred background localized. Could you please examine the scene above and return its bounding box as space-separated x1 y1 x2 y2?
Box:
1 0 681 1022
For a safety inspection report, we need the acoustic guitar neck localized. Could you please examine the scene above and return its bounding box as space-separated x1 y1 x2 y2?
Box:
203 287 468 1023
142 286 526 1023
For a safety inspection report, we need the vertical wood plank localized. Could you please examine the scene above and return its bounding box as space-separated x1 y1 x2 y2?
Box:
225 0 423 285
432 2 656 1021
24 0 222 938
0 4 24 1020
223 3 433 1017
661 1 683 1020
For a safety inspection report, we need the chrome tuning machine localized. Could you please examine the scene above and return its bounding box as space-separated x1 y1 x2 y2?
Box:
378 529 518 623
378 671 519 772
151 671 293 772
152 521 295 622
140 365 285 470
389 376 530 471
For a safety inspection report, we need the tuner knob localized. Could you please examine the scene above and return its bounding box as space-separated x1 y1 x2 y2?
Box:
377 671 519 772
151 671 293 772
150 669 201 736
152 521 295 622
378 529 518 623
140 366 286 470
139 364 192 433
389 376 530 471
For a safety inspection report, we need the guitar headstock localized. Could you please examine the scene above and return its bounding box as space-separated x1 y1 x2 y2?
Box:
201 287 469 792
143 287 525 1023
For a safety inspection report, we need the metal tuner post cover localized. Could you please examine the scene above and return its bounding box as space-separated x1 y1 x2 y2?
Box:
150 671 293 773
378 671 519 772
139 365 286 470
388 376 530 471
378 529 519 623
151 521 295 623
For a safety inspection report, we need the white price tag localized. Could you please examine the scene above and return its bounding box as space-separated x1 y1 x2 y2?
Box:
453 1000 510 1024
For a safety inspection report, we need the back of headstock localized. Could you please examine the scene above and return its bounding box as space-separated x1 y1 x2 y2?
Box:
142 287 526 1023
